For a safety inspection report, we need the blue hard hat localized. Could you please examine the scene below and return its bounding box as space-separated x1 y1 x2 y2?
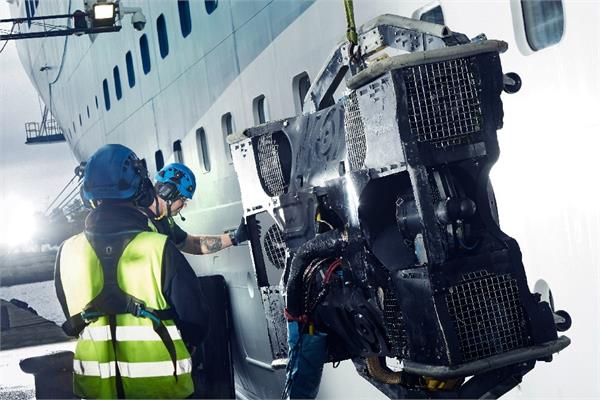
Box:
83 144 145 201
155 163 196 199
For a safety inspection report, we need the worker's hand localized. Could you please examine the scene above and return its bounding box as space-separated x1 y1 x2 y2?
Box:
231 218 261 245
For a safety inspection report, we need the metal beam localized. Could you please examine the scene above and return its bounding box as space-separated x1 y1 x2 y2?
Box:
1 25 120 40
0 13 75 23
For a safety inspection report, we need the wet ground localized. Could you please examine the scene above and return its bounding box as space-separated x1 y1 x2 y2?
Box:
0 342 75 400
0 281 72 398
0 281 64 325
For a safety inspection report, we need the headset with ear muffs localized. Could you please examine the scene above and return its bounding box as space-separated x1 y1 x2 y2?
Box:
156 182 179 202
134 177 155 208
156 169 184 202
131 159 155 208
76 161 95 209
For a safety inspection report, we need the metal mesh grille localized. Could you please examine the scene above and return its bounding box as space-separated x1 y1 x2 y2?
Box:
344 91 367 170
263 224 287 270
404 58 483 149
257 133 286 197
383 287 408 357
446 270 530 363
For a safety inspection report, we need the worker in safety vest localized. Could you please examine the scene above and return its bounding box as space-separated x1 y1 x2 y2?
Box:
144 162 256 254
54 144 209 398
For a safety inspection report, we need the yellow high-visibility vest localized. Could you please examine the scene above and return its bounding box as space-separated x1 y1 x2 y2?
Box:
58 231 194 399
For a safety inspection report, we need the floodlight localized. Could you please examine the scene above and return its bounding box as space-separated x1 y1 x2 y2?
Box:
92 2 116 27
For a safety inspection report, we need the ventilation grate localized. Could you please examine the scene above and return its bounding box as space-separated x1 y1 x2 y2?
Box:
263 224 287 270
344 91 367 170
446 270 530 363
257 133 286 197
383 287 408 357
404 58 483 149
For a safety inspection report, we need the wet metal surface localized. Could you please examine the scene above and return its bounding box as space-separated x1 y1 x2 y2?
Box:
0 342 75 399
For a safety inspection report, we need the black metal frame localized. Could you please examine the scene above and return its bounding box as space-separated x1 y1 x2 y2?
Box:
229 15 570 398
0 12 120 41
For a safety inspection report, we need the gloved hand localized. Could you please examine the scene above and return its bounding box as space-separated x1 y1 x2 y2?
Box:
230 218 261 245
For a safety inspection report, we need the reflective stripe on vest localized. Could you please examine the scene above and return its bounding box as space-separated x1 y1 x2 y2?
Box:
81 325 183 341
73 358 192 378
58 231 194 399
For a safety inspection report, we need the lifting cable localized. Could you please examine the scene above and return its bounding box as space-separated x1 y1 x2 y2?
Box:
343 0 358 46
343 0 361 63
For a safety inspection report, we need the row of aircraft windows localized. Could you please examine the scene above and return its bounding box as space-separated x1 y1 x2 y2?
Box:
24 0 39 27
149 72 311 176
416 0 563 51
72 1 219 133
68 0 563 144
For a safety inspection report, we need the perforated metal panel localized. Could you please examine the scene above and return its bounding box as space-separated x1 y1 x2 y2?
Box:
404 58 483 149
261 286 288 359
383 287 408 357
344 91 367 170
446 270 529 362
263 224 287 270
256 133 286 196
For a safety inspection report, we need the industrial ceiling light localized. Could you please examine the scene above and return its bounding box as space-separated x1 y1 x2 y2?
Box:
92 2 116 27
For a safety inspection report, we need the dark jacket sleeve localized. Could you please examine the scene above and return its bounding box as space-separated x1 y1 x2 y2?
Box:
161 241 210 345
170 219 188 247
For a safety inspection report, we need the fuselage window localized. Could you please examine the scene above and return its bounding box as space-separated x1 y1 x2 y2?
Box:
178 1 192 38
25 0 36 27
95 95 99 109
155 150 165 171
521 0 564 51
253 94 268 124
222 112 234 162
72 121 76 134
79 114 82 126
102 79 111 111
157 14 169 59
196 128 211 173
205 0 218 15
87 106 90 118
173 140 183 163
292 72 311 114
419 5 444 25
139 34 151 74
25 1 31 25
113 66 122 100
125 51 135 88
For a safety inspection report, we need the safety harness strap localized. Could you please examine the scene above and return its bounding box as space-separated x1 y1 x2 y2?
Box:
149 316 179 382
62 304 177 337
109 314 125 399
61 230 179 381
62 313 89 337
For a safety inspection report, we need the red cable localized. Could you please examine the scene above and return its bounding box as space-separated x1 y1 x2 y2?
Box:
324 258 342 284
284 308 308 324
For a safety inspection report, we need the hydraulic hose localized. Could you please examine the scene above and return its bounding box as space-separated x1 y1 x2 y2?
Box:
365 357 404 385
285 229 362 318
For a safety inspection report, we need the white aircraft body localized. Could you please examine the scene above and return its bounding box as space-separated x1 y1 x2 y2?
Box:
8 0 599 398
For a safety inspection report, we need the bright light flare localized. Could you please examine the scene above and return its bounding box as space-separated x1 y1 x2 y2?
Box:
0 194 38 248
93 3 116 20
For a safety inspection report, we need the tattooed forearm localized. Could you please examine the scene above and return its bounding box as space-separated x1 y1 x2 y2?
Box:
195 236 223 254
184 234 231 255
